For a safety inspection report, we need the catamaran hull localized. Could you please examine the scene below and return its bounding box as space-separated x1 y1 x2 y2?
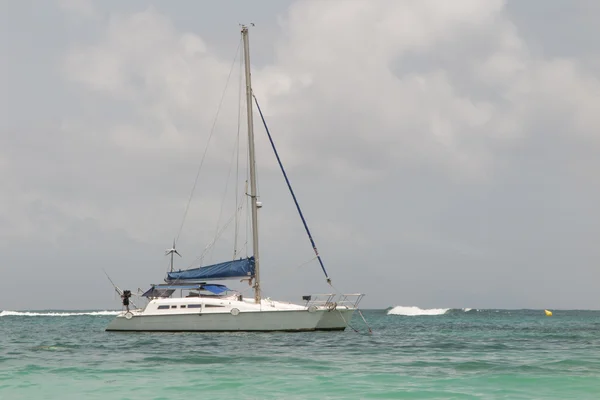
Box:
105 309 348 332
316 308 355 330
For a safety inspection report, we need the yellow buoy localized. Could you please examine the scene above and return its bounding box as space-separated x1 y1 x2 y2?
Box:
544 309 552 316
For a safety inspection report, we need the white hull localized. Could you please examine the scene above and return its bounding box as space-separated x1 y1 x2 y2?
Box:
316 308 355 330
106 310 343 332
106 296 354 332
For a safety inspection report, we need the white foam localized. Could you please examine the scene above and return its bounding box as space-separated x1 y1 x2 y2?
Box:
0 310 120 317
387 306 450 316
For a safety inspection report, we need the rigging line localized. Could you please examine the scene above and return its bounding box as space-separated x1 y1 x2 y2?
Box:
245 149 250 258
262 256 318 282
334 307 359 333
174 37 242 245
208 117 241 265
187 209 239 268
252 94 332 285
357 309 373 334
233 43 243 259
327 280 371 333
234 191 246 258
204 188 247 266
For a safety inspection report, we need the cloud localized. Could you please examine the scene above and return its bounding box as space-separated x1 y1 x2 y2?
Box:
2 0 599 308
58 0 96 19
260 0 599 183
61 1 600 188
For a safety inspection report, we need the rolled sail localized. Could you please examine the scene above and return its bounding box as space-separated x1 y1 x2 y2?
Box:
166 257 255 281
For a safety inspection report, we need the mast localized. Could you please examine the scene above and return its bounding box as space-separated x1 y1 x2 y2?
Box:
242 25 261 303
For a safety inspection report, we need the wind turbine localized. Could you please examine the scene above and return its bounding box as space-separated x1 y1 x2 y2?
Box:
165 240 182 272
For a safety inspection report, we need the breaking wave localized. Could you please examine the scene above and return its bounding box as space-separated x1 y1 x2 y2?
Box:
387 306 475 316
0 310 120 317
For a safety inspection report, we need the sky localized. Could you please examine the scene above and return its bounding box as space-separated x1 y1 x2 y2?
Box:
1 0 599 310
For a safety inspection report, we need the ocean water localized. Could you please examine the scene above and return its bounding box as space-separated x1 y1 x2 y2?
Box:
1 308 599 399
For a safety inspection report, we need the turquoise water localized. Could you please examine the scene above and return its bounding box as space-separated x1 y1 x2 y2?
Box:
1 309 599 399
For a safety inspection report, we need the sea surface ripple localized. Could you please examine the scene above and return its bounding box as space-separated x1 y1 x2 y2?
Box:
1 309 599 399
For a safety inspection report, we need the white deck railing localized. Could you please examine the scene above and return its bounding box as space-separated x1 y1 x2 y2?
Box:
304 293 364 309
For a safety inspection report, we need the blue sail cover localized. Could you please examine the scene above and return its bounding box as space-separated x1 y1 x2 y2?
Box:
142 283 231 297
166 257 255 282
202 284 230 294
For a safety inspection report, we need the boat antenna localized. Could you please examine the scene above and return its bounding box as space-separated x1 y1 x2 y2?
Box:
102 269 139 310
165 239 182 273
102 268 122 296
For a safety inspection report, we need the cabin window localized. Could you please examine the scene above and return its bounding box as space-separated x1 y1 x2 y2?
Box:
171 305 177 309
205 304 225 308
180 305 186 308
187 304 202 309
157 305 169 310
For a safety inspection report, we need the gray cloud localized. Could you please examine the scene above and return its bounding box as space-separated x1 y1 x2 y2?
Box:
1 0 599 310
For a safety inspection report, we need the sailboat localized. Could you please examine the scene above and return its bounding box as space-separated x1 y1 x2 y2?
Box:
106 26 364 332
